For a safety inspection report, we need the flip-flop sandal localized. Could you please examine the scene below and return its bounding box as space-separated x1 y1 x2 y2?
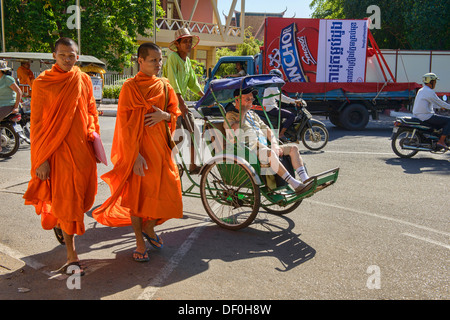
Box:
53 227 65 245
142 232 164 249
54 261 85 276
132 250 150 262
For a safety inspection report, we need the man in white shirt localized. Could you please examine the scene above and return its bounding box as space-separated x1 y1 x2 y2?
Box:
261 69 305 141
412 73 450 149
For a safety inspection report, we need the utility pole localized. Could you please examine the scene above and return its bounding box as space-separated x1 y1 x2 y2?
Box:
77 0 81 54
1 0 5 52
153 0 156 43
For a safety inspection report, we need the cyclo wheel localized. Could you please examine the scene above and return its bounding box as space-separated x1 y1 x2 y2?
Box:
262 198 302 215
200 159 260 230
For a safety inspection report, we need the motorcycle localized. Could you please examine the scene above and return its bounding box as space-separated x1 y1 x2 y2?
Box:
0 112 23 158
18 101 31 144
254 102 329 151
391 116 449 158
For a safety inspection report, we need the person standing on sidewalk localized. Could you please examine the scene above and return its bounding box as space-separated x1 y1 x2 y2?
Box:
163 28 204 173
92 43 183 262
23 37 100 276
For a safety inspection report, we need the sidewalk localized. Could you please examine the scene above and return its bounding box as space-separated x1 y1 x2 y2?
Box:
98 103 118 117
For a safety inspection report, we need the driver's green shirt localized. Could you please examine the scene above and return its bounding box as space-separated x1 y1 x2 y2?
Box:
162 52 202 99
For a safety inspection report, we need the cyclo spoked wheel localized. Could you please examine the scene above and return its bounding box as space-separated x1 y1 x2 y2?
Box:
262 197 302 215
200 159 260 230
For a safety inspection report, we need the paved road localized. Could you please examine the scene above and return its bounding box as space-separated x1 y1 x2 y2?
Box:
0 112 448 301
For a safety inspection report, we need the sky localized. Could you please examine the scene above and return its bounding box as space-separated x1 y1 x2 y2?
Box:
217 0 314 22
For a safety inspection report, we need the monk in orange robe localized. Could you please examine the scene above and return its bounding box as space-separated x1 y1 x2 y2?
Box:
92 43 182 262
17 61 35 95
23 38 100 275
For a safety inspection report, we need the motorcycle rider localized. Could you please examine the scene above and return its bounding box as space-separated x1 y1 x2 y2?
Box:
262 69 305 142
0 60 23 152
412 73 450 149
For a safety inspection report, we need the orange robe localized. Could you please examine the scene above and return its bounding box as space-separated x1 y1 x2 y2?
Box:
23 65 99 236
17 66 35 86
92 72 182 227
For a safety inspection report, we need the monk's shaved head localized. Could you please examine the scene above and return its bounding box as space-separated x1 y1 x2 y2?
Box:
137 42 161 60
54 37 79 53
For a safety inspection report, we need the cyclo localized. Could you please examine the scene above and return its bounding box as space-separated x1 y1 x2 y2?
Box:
176 74 339 230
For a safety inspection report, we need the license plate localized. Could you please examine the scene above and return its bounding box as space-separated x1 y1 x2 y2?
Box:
392 127 398 134
13 123 23 133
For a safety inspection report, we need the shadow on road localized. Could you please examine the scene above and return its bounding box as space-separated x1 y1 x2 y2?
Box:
384 157 450 175
0 209 315 299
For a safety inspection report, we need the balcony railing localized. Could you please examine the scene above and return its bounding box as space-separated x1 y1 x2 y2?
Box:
157 18 242 38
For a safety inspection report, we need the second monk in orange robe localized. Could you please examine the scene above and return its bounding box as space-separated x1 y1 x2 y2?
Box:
92 43 182 262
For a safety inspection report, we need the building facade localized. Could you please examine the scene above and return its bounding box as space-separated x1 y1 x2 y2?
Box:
136 0 246 72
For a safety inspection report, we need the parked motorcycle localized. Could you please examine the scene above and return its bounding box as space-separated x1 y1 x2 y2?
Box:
0 112 22 158
254 103 329 151
391 116 449 158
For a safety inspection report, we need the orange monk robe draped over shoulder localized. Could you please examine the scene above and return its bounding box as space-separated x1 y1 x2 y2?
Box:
17 65 35 87
92 72 182 227
23 65 99 236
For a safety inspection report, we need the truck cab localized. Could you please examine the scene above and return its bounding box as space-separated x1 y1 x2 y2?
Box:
205 55 259 91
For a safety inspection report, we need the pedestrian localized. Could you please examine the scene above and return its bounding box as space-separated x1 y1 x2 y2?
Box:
0 60 22 153
163 28 204 174
23 37 100 276
16 60 35 95
92 42 183 262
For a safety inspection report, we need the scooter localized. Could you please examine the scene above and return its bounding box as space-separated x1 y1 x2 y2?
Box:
0 112 22 158
254 102 329 151
391 116 449 158
18 102 31 144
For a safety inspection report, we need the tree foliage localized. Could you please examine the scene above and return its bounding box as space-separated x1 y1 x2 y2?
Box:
309 0 450 50
216 27 262 60
214 27 262 77
4 0 165 71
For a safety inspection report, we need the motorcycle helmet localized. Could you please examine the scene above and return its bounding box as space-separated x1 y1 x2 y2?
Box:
269 69 284 79
422 73 439 84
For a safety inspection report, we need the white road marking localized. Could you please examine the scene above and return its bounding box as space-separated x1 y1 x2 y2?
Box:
308 200 450 237
402 233 450 250
137 220 209 300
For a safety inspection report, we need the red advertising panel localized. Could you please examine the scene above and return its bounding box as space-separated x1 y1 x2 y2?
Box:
264 17 368 83
265 18 320 83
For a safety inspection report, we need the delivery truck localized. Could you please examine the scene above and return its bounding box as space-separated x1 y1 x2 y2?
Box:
206 17 450 130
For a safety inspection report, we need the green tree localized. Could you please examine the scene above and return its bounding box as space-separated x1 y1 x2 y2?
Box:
309 0 450 50
4 0 165 71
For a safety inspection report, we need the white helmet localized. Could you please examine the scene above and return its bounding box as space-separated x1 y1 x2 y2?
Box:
422 73 439 84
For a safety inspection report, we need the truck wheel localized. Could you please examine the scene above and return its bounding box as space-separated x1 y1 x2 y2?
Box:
339 103 369 130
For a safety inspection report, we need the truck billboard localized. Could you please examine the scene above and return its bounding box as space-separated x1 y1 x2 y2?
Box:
265 17 368 84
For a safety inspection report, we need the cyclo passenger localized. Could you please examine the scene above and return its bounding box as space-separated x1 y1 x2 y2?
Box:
223 87 314 194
